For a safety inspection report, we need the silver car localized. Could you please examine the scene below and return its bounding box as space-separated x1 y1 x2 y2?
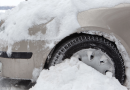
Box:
0 4 130 86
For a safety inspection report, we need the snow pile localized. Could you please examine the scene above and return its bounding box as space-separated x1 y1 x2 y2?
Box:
0 0 130 46
30 57 127 90
0 11 5 14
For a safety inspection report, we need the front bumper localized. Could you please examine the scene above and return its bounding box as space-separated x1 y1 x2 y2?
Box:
0 52 34 80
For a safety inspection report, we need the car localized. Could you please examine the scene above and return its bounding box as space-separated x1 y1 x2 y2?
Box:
0 3 130 86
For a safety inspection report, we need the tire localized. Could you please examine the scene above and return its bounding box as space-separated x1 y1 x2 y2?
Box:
48 34 125 84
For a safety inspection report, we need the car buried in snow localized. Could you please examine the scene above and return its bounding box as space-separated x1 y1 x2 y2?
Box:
0 4 130 86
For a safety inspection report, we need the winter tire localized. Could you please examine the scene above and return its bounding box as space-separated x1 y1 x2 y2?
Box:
48 34 125 84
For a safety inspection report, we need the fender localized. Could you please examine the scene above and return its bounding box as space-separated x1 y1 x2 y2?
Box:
47 26 130 66
76 26 130 58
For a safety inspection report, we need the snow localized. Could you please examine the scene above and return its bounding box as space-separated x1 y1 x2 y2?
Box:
0 77 27 90
0 0 130 89
0 0 130 50
0 10 5 13
30 57 127 90
82 30 130 88
32 68 42 82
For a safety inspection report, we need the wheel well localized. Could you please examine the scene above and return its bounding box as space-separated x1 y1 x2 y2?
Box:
44 32 126 84
44 32 117 68
44 33 79 68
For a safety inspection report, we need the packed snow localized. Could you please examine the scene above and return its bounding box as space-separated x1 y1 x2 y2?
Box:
30 57 127 90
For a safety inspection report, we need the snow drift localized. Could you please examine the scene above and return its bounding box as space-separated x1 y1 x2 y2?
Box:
30 57 127 90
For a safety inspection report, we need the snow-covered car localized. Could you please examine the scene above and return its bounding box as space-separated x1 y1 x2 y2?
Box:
0 1 130 87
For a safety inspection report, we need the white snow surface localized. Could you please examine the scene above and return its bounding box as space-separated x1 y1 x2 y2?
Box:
0 0 130 47
0 10 5 13
30 57 127 90
32 68 42 82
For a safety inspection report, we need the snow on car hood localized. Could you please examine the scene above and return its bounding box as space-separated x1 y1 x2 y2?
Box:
29 57 127 90
0 0 130 45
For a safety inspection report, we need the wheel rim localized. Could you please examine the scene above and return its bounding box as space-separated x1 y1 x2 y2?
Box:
73 48 115 76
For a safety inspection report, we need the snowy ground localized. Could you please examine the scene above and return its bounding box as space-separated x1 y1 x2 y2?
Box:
0 10 5 13
0 77 34 90
30 57 127 90
0 57 128 90
0 57 127 90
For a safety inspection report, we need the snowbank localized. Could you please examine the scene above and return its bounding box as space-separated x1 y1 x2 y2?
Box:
30 57 127 90
0 10 5 13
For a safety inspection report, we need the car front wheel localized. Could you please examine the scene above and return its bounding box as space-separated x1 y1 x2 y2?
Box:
48 34 126 84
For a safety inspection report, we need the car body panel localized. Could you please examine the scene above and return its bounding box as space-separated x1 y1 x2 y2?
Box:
77 4 130 52
0 40 50 79
0 4 130 80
